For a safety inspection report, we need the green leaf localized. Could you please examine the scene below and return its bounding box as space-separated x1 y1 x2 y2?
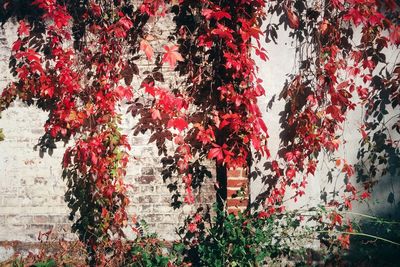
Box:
173 242 185 253
33 259 56 267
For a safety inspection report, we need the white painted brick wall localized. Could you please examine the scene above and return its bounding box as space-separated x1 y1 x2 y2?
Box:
0 18 215 242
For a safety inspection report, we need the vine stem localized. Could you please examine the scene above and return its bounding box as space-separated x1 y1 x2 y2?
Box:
316 230 400 246
341 211 400 224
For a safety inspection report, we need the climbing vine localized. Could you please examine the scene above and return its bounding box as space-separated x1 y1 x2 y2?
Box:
252 0 399 214
133 0 269 209
0 0 399 265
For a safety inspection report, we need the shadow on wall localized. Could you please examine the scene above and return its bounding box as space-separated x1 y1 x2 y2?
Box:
346 154 400 266
345 214 400 266
356 173 400 219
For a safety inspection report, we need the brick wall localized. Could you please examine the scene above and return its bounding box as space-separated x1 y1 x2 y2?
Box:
226 168 249 215
0 17 216 243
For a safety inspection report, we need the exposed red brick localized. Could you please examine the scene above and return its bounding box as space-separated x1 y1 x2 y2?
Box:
227 168 242 177
227 188 248 199
227 208 239 216
227 198 247 207
227 178 248 188
227 206 246 215
226 167 249 214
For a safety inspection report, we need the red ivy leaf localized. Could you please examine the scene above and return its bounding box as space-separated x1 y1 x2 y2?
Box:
359 125 368 140
211 23 234 39
343 8 364 26
258 118 268 133
257 211 269 219
286 168 296 179
286 8 299 29
18 20 30 36
255 47 268 61
202 9 231 21
167 117 188 131
140 39 154 61
188 223 197 233
115 86 133 100
196 127 215 145
162 45 184 69
338 234 350 249
360 191 371 200
337 81 349 90
331 211 343 226
143 83 156 96
151 109 161 120
90 2 102 17
208 144 224 162
119 16 133 30
12 39 22 51
389 25 400 45
219 119 230 129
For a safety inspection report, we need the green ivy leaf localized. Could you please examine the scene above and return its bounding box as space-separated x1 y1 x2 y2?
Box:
33 259 56 267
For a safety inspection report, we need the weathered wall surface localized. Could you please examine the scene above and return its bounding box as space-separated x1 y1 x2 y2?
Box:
1 11 399 246
0 19 215 243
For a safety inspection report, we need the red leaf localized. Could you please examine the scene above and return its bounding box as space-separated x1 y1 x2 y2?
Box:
258 118 268 133
196 127 215 145
140 39 154 61
18 20 30 36
360 191 370 200
286 8 299 29
257 211 270 219
119 16 133 30
326 105 343 121
389 25 400 45
208 145 224 162
285 152 294 161
90 2 102 16
255 47 268 61
211 23 234 39
331 211 343 226
167 117 188 131
219 119 230 129
115 85 133 100
202 9 231 21
188 223 197 233
360 125 368 140
143 83 156 96
162 45 184 69
151 109 161 120
337 81 349 90
241 26 262 42
184 187 195 204
12 39 22 51
338 234 350 249
286 168 296 179
343 8 364 26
